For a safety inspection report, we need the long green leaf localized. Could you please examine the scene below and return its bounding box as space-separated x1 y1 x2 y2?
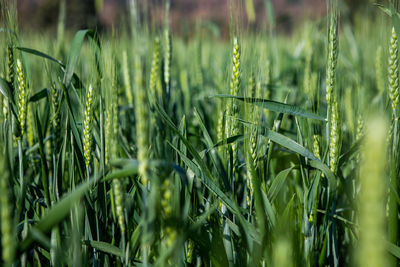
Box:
206 134 247 153
309 160 337 194
268 166 296 202
29 88 48 102
0 77 20 126
17 47 63 66
193 109 230 189
0 77 13 103
63 29 97 87
239 119 319 161
261 190 276 227
216 94 325 121
169 141 235 210
374 3 391 16
154 102 240 215
338 137 363 167
84 240 123 257
386 241 400 259
19 174 102 252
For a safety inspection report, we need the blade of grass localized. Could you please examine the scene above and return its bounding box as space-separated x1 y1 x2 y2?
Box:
215 94 325 121
238 118 319 161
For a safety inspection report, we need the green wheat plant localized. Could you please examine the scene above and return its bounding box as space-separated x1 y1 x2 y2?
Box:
0 1 399 266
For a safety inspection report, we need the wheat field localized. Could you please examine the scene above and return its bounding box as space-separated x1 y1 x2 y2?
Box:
0 0 399 266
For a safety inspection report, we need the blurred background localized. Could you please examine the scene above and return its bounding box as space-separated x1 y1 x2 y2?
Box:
11 0 379 36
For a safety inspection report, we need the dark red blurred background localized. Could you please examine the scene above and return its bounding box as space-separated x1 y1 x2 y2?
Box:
12 0 374 35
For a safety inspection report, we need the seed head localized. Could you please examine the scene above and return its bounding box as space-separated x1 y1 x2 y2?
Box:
326 14 338 104
356 117 388 267
83 84 94 167
150 38 160 100
376 46 385 94
122 51 133 105
7 45 14 85
16 59 27 138
134 56 150 185
329 100 340 174
0 153 15 265
388 27 399 117
113 179 125 235
164 29 172 92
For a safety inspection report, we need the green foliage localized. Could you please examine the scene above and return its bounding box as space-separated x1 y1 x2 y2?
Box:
0 2 399 266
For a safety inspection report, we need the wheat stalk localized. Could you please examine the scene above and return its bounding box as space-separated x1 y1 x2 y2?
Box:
16 59 27 138
0 150 14 266
83 84 94 167
134 56 150 185
149 38 161 101
356 116 388 267
226 37 241 179
7 45 14 86
376 46 385 94
388 27 399 118
326 12 340 174
122 50 133 105
164 29 172 93
26 103 34 147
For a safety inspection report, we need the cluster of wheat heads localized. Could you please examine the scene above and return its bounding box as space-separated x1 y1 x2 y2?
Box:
1 0 400 266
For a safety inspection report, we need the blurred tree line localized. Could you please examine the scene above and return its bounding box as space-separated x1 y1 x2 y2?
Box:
13 0 388 33
19 0 100 30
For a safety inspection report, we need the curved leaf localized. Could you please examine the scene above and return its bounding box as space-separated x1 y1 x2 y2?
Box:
105 158 187 185
338 137 363 167
308 160 337 194
0 28 18 38
261 190 276 227
63 29 98 87
268 166 296 202
0 77 20 125
17 47 63 66
19 174 102 252
0 77 13 102
386 241 400 259
239 119 319 161
29 88 49 102
83 240 123 257
154 101 241 215
215 94 325 121
206 134 247 153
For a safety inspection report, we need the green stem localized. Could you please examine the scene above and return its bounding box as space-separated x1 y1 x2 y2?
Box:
18 139 24 197
250 159 266 255
266 113 283 180
141 182 149 267
389 117 398 265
